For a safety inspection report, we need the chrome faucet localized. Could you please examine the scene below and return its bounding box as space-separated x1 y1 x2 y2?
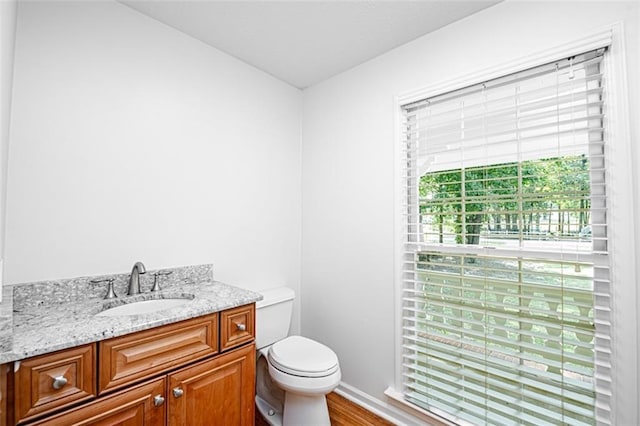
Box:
127 261 146 295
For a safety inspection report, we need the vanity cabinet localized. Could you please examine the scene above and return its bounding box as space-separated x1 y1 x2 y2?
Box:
7 303 256 425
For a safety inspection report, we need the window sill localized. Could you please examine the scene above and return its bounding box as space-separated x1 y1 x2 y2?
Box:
383 387 457 426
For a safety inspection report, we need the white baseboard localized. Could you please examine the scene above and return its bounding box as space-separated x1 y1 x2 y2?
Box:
334 382 450 426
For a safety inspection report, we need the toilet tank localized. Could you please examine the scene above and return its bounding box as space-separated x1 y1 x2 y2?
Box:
255 287 295 350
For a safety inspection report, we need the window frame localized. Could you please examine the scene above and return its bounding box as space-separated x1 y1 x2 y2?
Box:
388 23 637 426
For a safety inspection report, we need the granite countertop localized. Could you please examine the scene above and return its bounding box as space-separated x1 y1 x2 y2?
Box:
0 265 262 364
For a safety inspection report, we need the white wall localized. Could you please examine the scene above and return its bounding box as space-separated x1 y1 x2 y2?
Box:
0 0 18 299
6 1 302 329
301 0 639 423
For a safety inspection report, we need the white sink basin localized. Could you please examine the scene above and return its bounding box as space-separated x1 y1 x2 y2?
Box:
97 298 193 317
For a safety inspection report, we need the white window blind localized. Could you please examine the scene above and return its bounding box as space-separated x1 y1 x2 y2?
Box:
401 48 610 426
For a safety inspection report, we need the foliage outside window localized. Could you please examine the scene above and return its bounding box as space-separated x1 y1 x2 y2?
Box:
419 156 591 247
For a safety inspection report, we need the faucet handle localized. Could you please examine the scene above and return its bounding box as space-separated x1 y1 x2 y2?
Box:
90 278 118 299
151 271 172 292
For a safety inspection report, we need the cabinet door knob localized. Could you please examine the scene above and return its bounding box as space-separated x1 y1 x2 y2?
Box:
153 395 165 407
52 375 68 390
236 323 246 331
172 387 184 398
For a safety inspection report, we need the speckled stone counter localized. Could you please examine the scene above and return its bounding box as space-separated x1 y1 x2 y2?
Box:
0 264 262 364
0 285 12 353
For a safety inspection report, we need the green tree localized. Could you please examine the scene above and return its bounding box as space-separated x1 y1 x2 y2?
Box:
419 156 590 244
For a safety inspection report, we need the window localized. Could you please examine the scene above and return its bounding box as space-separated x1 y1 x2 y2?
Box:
400 49 610 425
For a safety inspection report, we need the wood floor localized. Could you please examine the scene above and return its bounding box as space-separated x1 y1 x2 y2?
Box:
255 392 394 426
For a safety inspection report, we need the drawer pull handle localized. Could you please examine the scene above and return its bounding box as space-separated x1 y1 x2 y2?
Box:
52 376 68 390
153 395 165 407
236 323 246 331
173 387 184 398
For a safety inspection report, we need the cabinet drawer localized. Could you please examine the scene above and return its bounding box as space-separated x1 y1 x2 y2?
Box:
31 377 166 426
99 314 218 394
220 304 255 351
14 344 96 423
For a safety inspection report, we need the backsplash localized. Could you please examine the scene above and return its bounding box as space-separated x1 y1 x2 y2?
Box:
11 264 214 311
0 285 12 352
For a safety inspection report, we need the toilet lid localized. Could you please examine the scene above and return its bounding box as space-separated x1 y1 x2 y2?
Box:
268 336 339 378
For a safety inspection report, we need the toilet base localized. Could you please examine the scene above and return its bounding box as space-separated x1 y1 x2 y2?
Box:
256 395 283 426
283 392 330 426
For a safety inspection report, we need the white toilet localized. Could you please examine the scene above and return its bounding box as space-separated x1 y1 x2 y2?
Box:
255 287 341 426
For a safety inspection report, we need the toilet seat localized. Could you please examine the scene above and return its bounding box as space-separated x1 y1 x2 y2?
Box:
268 336 339 378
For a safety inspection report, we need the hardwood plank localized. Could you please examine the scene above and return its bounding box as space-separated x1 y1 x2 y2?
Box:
256 409 271 426
327 392 394 426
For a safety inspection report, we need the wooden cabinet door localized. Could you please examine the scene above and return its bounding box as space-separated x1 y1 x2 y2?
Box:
167 344 255 426
31 377 166 426
0 363 7 426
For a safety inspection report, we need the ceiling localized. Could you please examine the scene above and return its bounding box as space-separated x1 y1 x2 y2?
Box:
121 1 501 89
